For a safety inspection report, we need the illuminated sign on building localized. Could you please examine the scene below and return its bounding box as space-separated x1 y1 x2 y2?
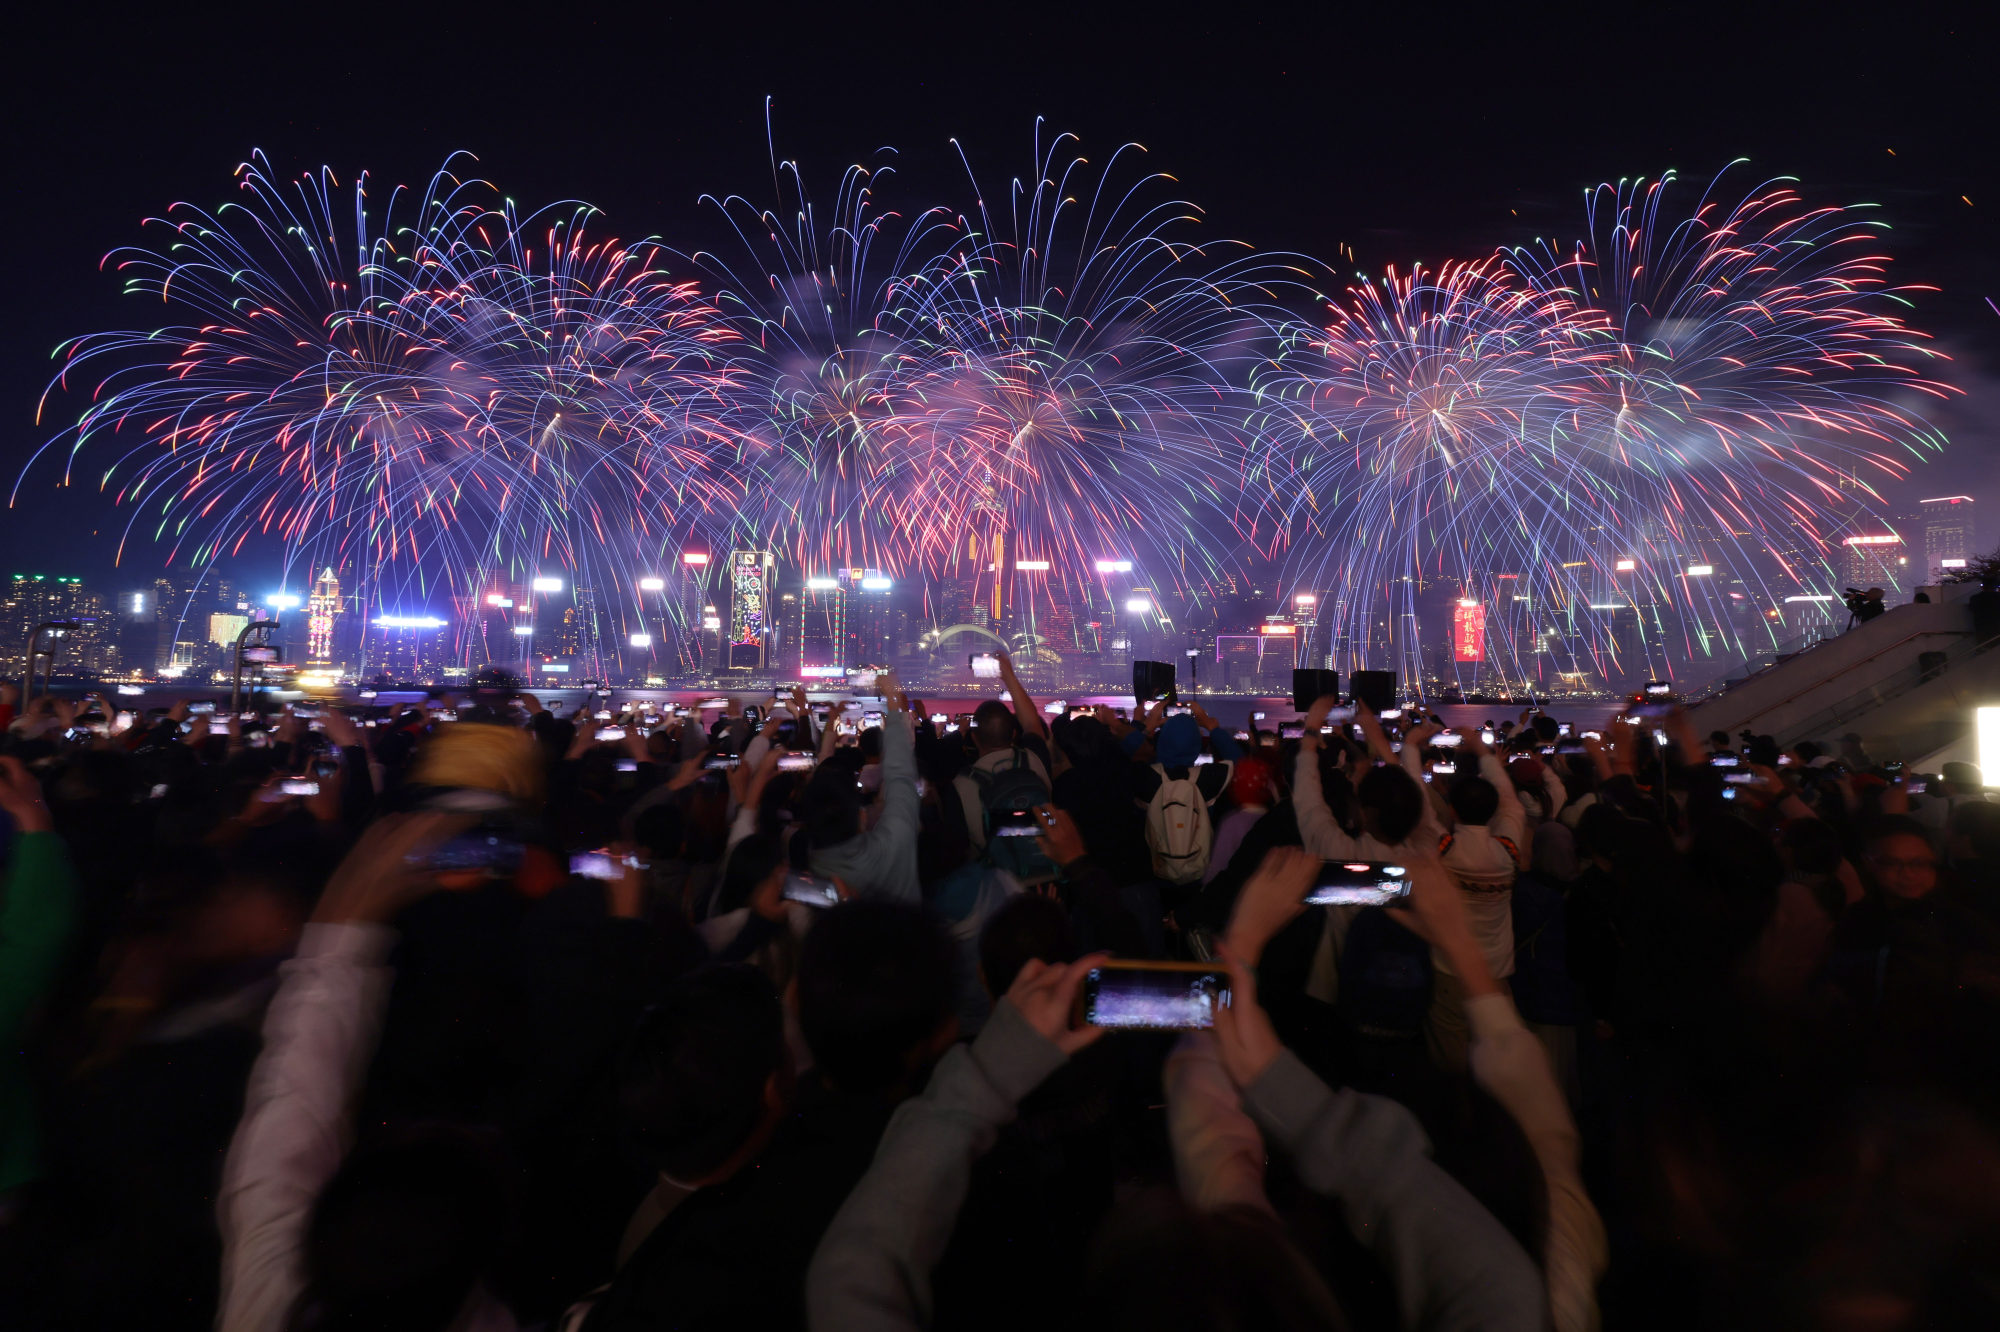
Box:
1452 600 1486 663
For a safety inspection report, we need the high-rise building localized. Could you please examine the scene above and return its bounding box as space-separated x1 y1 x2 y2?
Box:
677 551 715 676
1289 591 1325 668
1841 533 1908 591
727 550 776 672
836 569 897 667
1255 623 1298 690
117 587 156 675
2 574 114 677
307 567 342 668
1920 496 1975 574
363 615 450 683
791 578 846 676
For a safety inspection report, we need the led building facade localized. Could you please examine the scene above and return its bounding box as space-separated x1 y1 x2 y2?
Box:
308 567 341 667
728 550 776 671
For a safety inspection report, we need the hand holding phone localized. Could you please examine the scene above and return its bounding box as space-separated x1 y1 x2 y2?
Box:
1004 953 1107 1055
1210 940 1284 1087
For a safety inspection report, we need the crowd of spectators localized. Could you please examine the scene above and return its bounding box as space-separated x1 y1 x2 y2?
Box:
0 651 1996 1330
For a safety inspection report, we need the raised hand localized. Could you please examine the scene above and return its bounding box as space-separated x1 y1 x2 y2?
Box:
319 707 361 751
313 812 477 924
1223 845 1318 965
1033 803 1087 869
878 669 908 715
1007 953 1109 1056
1301 693 1340 733
1211 942 1285 1089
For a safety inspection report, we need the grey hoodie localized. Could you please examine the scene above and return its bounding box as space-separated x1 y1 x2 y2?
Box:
809 710 921 904
807 1000 1547 1332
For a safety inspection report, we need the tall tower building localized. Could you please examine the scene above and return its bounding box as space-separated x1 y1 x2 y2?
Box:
840 569 895 666
153 577 183 674
308 567 342 668
1920 496 1975 573
794 577 847 675
677 551 714 676
726 550 776 672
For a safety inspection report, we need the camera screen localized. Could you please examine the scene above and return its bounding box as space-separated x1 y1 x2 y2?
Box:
1305 861 1411 906
781 873 842 908
777 752 817 772
1084 966 1229 1030
969 654 1001 679
1279 722 1305 740
422 835 524 874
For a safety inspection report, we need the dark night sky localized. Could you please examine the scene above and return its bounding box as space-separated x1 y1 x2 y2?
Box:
6 3 1997 591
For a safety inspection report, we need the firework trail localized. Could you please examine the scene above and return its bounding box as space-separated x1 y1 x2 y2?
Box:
27 150 744 648
26 147 1961 687
672 114 1306 652
1273 166 1956 689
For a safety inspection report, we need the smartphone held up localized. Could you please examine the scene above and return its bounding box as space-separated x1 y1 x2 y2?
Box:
1304 861 1410 907
1081 960 1230 1030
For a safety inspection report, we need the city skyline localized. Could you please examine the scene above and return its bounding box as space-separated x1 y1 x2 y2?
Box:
4 11 1996 697
8 477 1984 695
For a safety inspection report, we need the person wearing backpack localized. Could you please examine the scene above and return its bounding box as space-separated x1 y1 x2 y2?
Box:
952 654 1055 861
1121 704 1243 888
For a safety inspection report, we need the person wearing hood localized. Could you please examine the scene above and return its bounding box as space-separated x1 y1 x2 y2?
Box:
1120 706 1244 811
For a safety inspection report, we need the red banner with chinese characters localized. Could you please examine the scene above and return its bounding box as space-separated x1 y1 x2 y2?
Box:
1452 601 1485 662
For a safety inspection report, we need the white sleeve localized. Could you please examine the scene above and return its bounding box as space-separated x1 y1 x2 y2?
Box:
1466 995 1608 1332
216 922 396 1332
1482 753 1529 863
1293 749 1361 859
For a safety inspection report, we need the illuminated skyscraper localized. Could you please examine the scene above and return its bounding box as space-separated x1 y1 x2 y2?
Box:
1921 496 1975 573
791 578 846 675
308 567 341 668
2 575 114 676
1842 534 1907 590
677 551 714 675
727 550 776 672
841 570 896 666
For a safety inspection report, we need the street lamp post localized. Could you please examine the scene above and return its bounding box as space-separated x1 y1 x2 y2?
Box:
231 618 280 716
26 620 82 702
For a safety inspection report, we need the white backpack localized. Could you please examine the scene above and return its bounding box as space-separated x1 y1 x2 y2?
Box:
1145 761 1227 885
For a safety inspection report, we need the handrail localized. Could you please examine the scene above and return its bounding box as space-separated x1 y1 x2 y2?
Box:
1700 628 1968 723
1782 629 2000 744
1682 623 1844 702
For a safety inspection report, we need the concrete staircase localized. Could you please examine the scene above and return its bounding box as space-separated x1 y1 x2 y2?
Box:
1686 584 2000 763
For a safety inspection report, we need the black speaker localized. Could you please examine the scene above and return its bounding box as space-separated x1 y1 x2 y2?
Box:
1291 668 1340 713
1132 659 1177 704
1350 670 1396 713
